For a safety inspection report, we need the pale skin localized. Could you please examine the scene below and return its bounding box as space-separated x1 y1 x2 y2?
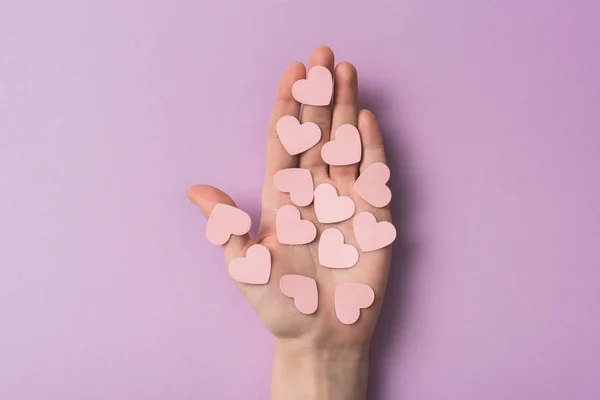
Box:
187 46 391 400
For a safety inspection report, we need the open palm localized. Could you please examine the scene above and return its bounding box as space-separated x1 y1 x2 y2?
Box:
188 46 391 352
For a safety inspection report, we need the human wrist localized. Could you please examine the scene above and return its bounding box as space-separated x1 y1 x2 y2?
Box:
270 339 369 400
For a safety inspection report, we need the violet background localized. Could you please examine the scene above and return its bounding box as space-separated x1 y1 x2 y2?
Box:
1 1 600 399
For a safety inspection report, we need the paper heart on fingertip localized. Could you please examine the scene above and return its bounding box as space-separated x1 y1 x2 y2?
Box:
335 282 375 325
205 204 251 245
353 212 396 252
313 183 355 223
276 205 317 245
321 124 362 166
291 66 333 106
318 228 359 269
354 162 392 208
273 168 314 207
276 116 321 156
279 274 319 315
228 244 271 285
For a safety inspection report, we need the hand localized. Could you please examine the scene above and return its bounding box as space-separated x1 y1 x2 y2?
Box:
187 46 391 400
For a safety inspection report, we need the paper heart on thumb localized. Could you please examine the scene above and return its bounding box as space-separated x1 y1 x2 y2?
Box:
205 204 251 245
353 212 396 252
354 162 391 208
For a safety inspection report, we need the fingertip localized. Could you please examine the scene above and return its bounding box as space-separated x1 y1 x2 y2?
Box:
186 184 203 199
186 184 213 202
186 185 237 217
333 62 358 108
358 109 381 139
186 185 211 217
277 62 305 102
283 61 306 82
335 62 358 85
358 109 387 169
309 45 335 69
358 108 376 123
313 45 334 58
286 61 306 74
187 185 253 261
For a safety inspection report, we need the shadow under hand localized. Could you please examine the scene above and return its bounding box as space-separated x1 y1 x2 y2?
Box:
360 87 420 400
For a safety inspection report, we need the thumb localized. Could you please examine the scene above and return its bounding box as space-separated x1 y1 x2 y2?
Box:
186 184 254 261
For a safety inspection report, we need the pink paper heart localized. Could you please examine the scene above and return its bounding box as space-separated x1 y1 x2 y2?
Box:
314 183 355 223
279 274 318 315
318 228 359 269
335 282 375 325
205 204 251 245
228 244 271 285
321 124 362 166
353 212 397 252
273 168 314 207
354 162 392 208
276 205 317 245
276 115 321 156
291 66 333 106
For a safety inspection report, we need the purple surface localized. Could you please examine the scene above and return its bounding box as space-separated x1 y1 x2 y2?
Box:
1 1 600 399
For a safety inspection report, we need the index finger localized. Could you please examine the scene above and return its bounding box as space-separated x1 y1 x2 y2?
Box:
264 62 306 180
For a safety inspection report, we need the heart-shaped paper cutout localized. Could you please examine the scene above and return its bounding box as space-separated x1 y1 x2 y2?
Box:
206 204 251 245
335 282 375 325
353 212 396 252
321 124 362 166
273 168 314 207
228 244 271 284
276 205 317 245
276 115 321 156
279 274 318 315
314 183 355 223
354 162 391 208
318 228 359 269
291 66 333 106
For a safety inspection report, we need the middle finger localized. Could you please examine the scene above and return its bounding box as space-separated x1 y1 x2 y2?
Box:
298 46 335 181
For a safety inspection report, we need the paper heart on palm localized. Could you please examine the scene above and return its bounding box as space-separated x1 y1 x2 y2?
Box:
228 244 271 285
279 274 319 315
291 66 333 106
321 124 362 166
205 204 251 245
335 282 375 325
314 183 355 223
354 162 392 208
276 115 321 156
353 212 396 252
276 205 317 245
273 168 314 207
318 228 359 269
